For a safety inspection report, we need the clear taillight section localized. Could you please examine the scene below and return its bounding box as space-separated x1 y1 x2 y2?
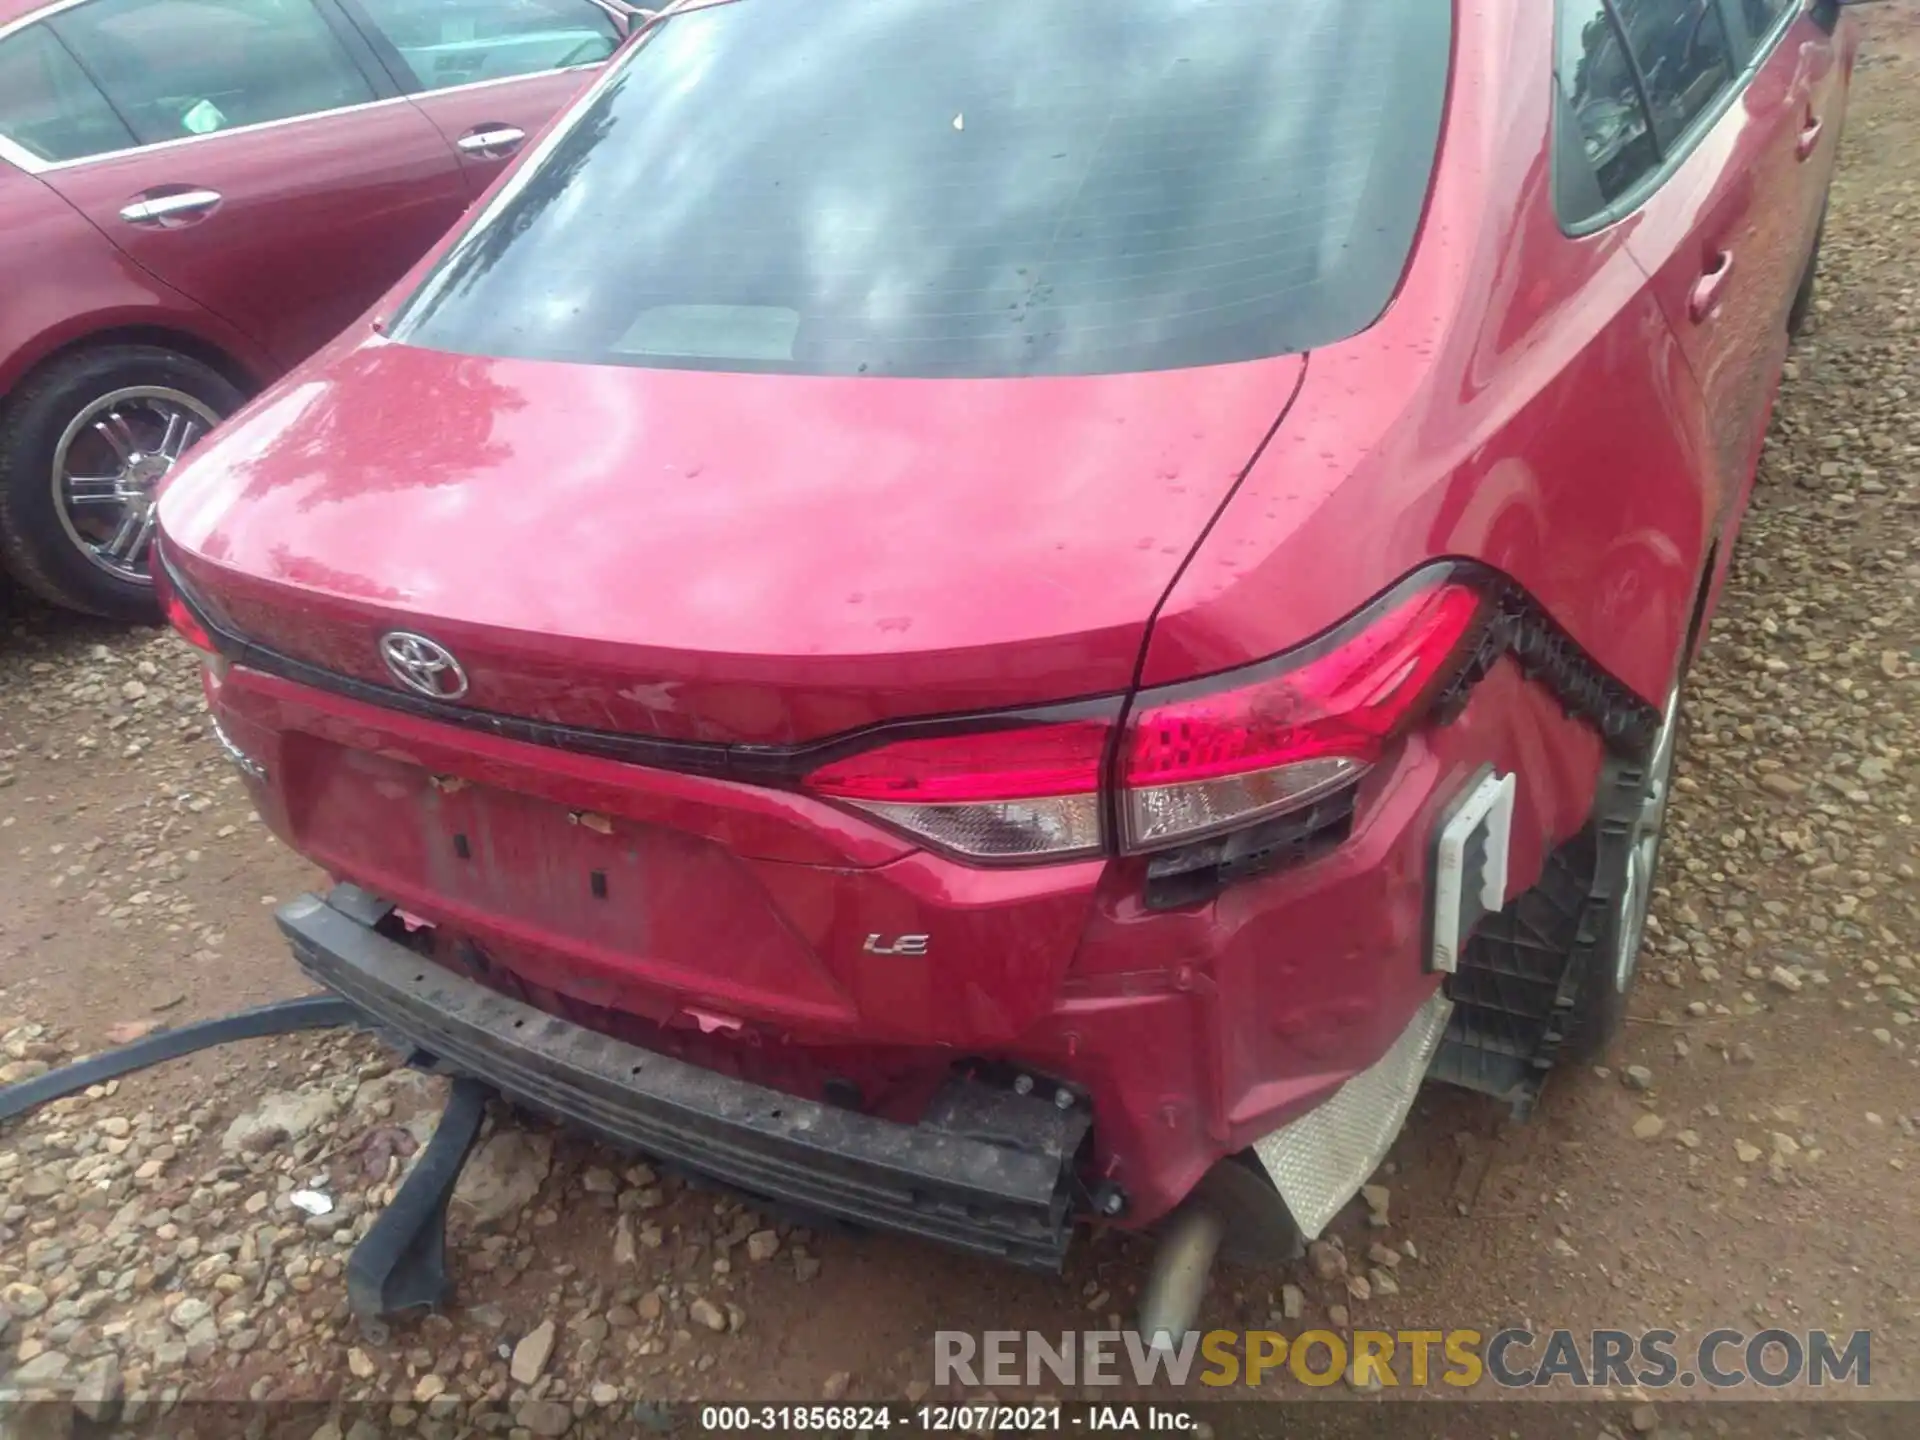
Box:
1121 755 1364 851
836 795 1104 860
801 572 1490 863
802 720 1109 860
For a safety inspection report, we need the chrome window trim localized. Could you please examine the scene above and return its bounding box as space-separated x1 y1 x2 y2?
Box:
0 63 599 174
388 59 601 104
0 0 89 45
332 0 620 97
0 132 47 172
20 93 416 172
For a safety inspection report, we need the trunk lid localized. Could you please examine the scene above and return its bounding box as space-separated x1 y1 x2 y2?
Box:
161 337 1302 745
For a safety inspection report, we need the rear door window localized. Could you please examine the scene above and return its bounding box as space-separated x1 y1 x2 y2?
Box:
350 0 619 91
50 0 377 145
396 0 1452 379
1610 0 1738 148
1556 0 1661 207
0 22 137 163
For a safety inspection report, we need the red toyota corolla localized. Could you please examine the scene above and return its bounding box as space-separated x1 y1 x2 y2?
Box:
154 0 1854 1324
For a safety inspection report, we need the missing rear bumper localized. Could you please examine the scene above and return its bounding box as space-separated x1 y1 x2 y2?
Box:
1251 987 1451 1239
277 887 1089 1270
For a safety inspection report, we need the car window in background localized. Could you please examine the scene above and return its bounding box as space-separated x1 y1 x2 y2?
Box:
1556 0 1661 207
0 23 138 162
1739 0 1796 41
396 0 1452 379
1611 0 1737 146
49 0 376 146
353 0 619 89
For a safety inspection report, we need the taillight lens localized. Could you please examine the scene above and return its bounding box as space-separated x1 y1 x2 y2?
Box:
1120 581 1487 849
800 572 1489 863
804 720 1108 860
153 552 216 654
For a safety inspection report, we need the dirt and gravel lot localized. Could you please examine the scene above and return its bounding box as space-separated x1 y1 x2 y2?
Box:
3 7 1918 1436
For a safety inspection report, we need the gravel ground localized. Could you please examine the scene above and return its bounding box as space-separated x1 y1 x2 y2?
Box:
2 7 1918 1435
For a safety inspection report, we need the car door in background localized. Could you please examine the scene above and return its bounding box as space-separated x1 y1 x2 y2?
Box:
342 0 620 196
32 0 470 367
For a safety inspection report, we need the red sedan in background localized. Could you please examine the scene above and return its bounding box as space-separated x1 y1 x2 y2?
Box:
0 0 628 619
157 0 1854 1331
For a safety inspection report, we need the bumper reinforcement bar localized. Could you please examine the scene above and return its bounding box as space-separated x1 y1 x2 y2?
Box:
278 887 1089 1271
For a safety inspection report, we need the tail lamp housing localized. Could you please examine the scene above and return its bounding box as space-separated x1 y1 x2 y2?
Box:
153 546 215 654
803 569 1492 864
802 720 1108 861
154 541 235 686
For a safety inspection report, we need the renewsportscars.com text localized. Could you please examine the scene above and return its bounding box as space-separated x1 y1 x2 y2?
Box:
933 1327 1872 1390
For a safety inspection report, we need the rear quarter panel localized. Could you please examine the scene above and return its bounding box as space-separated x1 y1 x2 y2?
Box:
1142 0 1715 852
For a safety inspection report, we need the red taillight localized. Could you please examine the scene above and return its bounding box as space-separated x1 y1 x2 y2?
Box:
153 554 216 654
804 721 1108 802
800 572 1490 863
1120 581 1486 849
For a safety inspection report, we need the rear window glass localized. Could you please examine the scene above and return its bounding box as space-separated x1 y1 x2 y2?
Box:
395 0 1452 379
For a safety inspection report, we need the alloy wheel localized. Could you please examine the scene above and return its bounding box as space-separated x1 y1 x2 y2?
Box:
1612 684 1682 992
50 386 220 585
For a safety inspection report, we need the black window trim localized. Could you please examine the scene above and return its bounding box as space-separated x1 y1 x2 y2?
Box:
330 0 424 93
1555 0 1801 236
314 0 411 103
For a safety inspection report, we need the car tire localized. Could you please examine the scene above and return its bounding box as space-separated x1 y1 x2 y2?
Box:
0 345 243 622
1562 679 1684 1062
1787 207 1826 341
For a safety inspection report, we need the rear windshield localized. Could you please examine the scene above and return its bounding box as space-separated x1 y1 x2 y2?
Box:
395 0 1452 379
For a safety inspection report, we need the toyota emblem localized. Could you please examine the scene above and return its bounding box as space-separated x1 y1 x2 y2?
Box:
379 632 469 700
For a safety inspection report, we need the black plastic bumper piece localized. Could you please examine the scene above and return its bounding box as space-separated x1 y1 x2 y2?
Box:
347 1074 489 1338
277 888 1089 1271
0 994 361 1125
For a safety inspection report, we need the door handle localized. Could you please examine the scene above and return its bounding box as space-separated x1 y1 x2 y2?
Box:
455 125 526 159
1797 113 1825 160
1689 251 1734 324
118 188 222 225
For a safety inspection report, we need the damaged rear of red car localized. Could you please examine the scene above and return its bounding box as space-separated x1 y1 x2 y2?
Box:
153 0 1849 1318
